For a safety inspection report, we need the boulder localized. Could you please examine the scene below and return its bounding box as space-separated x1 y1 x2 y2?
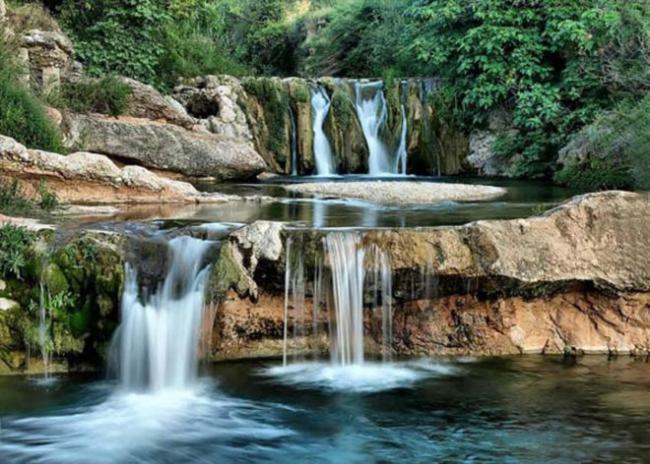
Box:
20 29 74 91
173 75 254 142
0 135 235 204
207 191 650 359
121 78 195 129
61 112 267 180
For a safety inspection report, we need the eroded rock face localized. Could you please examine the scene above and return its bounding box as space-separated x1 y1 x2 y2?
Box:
206 191 650 359
0 135 235 204
61 112 267 180
121 78 195 129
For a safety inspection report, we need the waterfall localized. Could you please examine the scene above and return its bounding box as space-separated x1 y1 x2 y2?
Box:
394 81 409 175
311 85 336 176
327 233 366 365
354 81 392 175
112 236 214 391
289 106 299 176
37 280 51 380
281 232 392 367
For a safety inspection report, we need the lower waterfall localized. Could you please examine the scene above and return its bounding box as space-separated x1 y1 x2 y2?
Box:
112 236 214 391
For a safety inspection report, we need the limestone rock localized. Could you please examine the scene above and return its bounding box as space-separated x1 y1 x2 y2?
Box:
0 1 6 22
173 75 254 143
207 191 650 359
20 29 74 91
121 78 195 129
0 135 234 204
61 112 267 180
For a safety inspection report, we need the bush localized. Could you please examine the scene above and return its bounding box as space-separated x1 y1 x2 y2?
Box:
0 224 35 280
0 37 64 152
0 179 60 215
554 95 650 191
46 76 131 116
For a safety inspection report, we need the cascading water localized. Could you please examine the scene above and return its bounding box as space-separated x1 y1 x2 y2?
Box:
311 85 336 176
112 236 214 391
289 106 299 176
326 233 367 365
37 280 51 381
394 81 409 175
355 81 392 175
281 232 392 367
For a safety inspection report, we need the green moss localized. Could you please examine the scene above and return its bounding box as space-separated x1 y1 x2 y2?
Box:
43 262 69 295
241 77 290 161
210 242 253 300
330 88 353 128
45 76 131 117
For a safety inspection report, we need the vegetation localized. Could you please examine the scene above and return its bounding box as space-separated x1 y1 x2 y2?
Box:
554 94 650 190
0 36 64 152
0 224 35 280
0 179 60 216
45 76 131 116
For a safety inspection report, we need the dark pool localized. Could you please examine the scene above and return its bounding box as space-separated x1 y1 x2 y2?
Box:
1 356 649 463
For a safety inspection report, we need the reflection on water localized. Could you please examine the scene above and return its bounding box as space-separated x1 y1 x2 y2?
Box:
1 357 650 463
51 177 580 231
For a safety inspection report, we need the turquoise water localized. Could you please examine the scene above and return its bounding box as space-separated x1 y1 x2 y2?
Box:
1 356 649 463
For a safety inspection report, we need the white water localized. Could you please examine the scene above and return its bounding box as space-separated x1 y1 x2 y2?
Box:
394 104 408 175
326 233 367 365
311 85 336 176
289 106 299 176
37 279 51 382
355 81 392 175
112 236 213 391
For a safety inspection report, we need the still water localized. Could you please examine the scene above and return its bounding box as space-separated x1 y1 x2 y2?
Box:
1 356 648 463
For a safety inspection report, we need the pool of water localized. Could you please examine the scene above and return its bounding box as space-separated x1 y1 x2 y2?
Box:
2 356 649 463
55 176 579 233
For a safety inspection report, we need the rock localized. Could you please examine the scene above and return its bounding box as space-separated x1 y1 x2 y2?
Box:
0 298 19 311
0 135 237 204
20 29 74 91
284 181 507 205
61 112 267 180
174 75 254 143
0 0 6 22
206 191 650 359
121 77 195 129
467 110 519 176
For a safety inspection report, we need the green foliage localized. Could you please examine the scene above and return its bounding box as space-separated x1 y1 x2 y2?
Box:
0 225 35 280
0 180 35 216
0 37 64 152
554 94 650 191
303 0 411 77
37 181 59 212
46 76 131 116
0 179 60 216
59 0 170 84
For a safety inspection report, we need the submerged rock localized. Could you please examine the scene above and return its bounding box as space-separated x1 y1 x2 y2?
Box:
284 181 507 205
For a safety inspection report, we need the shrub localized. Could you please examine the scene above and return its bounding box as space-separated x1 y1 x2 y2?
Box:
0 179 60 215
0 180 34 216
554 95 650 191
0 224 35 280
46 76 131 116
0 37 64 152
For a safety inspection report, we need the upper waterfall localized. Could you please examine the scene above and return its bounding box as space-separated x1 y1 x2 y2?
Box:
354 81 392 176
311 85 336 176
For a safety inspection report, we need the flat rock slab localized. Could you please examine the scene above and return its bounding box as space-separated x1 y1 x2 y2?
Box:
284 181 507 205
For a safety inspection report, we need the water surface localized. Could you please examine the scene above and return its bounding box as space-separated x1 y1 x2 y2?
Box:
2 356 648 463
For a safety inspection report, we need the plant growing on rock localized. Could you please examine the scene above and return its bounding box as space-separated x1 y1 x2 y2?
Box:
0 225 35 281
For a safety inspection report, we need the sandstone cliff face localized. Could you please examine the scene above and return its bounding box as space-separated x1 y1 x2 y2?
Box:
207 191 650 359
